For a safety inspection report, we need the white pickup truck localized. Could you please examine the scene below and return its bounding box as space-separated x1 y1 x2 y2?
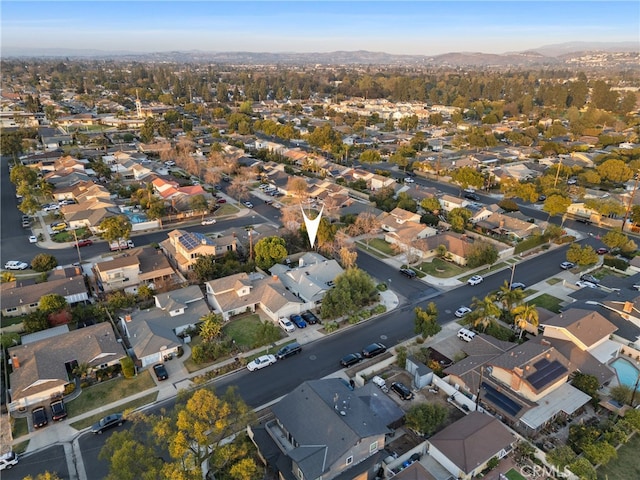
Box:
109 239 135 251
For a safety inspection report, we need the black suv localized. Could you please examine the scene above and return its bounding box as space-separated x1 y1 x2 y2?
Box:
390 382 414 400
32 406 48 429
399 268 416 279
276 342 302 360
301 311 320 325
50 399 67 421
464 192 480 201
362 343 387 358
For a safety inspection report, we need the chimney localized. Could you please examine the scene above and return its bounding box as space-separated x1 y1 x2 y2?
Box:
623 301 633 314
125 315 132 323
272 275 278 281
12 354 20 369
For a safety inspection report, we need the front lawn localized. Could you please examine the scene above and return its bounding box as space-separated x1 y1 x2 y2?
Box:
415 257 465 278
529 293 564 313
357 238 395 256
70 392 158 431
222 313 278 348
597 433 640 480
65 370 155 418
505 468 527 480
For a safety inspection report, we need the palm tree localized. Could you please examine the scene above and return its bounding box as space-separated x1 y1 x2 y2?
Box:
498 280 525 312
513 303 539 339
471 295 501 332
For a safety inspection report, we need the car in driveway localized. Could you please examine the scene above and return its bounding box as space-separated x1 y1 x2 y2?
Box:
42 203 60 212
576 280 598 289
301 311 320 325
340 353 363 368
50 221 68 232
32 407 48 429
276 342 302 360
290 314 307 328
153 363 169 381
246 354 277 372
50 400 67 421
467 275 483 286
580 274 599 285
4 261 29 270
454 306 472 318
560 261 575 270
91 413 124 434
201 218 217 225
278 318 296 333
390 382 414 400
74 239 93 247
362 342 387 358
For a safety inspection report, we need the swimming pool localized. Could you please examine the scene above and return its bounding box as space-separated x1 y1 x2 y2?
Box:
123 211 149 224
610 357 640 391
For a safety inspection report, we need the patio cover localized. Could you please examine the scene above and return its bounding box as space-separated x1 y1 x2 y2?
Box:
520 383 591 430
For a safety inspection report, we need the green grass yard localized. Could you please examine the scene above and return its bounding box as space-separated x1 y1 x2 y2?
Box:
70 392 158 431
415 257 465 278
528 293 564 313
597 434 640 480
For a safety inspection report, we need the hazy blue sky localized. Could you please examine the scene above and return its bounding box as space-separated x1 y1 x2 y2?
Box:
2 1 638 55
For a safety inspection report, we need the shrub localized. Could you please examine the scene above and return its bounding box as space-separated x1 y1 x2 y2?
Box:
604 256 629 271
555 235 576 245
120 357 135 378
376 283 388 291
514 235 545 254
371 304 387 315
63 383 76 395
324 322 339 333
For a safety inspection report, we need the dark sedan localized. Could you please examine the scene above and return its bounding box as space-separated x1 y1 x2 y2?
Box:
340 353 363 368
362 342 387 358
301 311 320 325
32 407 48 429
91 413 124 434
153 363 169 381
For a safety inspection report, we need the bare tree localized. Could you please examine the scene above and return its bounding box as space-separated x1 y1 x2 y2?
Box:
287 177 309 201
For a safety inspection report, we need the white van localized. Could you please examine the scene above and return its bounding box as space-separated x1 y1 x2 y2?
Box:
457 328 476 342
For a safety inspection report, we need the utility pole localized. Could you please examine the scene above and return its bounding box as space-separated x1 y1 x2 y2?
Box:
72 228 82 264
553 156 564 188
621 172 639 233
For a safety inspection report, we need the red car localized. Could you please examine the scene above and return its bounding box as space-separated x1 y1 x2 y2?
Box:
217 198 227 204
596 248 609 255
75 239 93 247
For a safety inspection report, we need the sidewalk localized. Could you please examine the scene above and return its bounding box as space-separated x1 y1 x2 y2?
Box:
14 288 401 454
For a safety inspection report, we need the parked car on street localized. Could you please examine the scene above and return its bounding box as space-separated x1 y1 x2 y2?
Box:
467 275 483 286
560 261 575 270
201 218 216 225
246 354 277 372
32 407 48 429
244 201 254 208
74 239 93 247
29 235 38 243
455 306 472 318
510 282 526 290
399 268 416 279
0 451 19 470
276 342 302 360
4 261 29 270
340 353 363 368
596 248 609 255
91 413 124 434
153 363 169 381
362 342 387 358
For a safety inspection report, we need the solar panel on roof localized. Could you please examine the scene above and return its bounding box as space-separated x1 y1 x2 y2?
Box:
533 358 550 370
482 382 522 417
527 360 568 390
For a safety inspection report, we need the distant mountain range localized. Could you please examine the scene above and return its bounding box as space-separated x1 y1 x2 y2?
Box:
3 41 638 67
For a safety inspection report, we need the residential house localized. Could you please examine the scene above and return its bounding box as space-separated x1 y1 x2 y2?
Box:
427 412 516 480
160 229 237 273
119 285 209 367
444 335 591 433
249 378 400 480
205 272 303 321
379 207 421 230
417 232 475 266
270 252 345 306
383 221 438 261
475 212 544 241
1 268 89 318
439 194 468 213
93 247 178 294
7 322 126 411
536 309 618 385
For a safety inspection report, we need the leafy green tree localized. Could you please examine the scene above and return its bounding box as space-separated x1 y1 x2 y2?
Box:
546 445 577 469
0 332 20 349
10 164 38 186
1 130 25 159
469 294 501 331
23 310 49 333
320 268 377 319
584 198 625 217
568 458 596 480
414 302 441 338
100 430 163 480
140 117 155 143
566 244 598 266
31 253 58 272
448 207 471 233
596 159 633 184
254 236 288 270
100 215 132 244
631 205 640 226
498 281 525 312
199 313 224 343
609 384 633 405
512 303 539 339
450 167 484 192
420 197 441 213
543 194 571 218
581 441 617 466
359 149 381 163
396 191 417 212
40 294 68 314
189 194 209 217
466 241 498 268
571 372 600 402
602 230 630 250
22 473 64 480
405 403 448 436
619 408 640 431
